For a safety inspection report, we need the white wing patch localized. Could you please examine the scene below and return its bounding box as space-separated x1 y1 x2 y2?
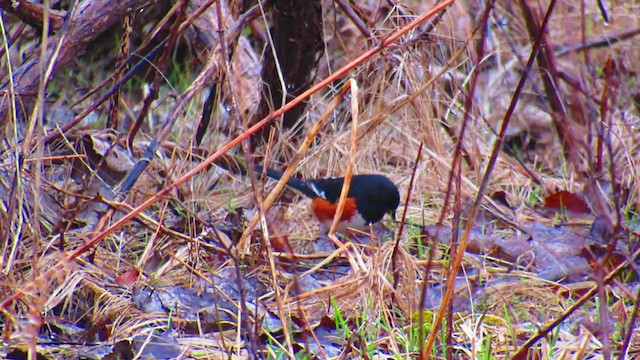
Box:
308 182 326 199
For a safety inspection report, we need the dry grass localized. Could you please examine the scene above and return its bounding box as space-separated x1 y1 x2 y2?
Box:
1 0 640 359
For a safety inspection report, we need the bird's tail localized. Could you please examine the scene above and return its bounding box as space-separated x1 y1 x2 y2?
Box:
213 157 317 199
255 166 317 199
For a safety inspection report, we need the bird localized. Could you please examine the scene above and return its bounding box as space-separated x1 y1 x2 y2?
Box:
257 167 400 233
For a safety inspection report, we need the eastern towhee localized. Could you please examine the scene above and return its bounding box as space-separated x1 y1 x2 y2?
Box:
258 167 400 233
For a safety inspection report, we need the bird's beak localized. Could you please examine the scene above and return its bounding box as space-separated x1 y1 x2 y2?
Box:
390 210 397 221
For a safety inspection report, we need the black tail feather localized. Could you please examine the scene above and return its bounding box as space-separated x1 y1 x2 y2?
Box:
255 166 317 199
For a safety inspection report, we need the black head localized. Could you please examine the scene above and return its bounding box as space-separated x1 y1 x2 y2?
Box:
349 174 400 225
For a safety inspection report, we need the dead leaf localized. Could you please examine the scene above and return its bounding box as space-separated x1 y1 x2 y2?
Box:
114 267 139 286
543 190 591 214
